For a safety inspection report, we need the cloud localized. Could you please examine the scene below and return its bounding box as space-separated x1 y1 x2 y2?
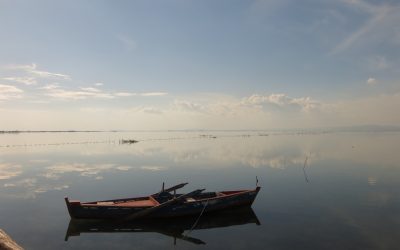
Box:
140 92 168 96
331 1 400 54
6 63 70 80
1 64 167 102
173 100 208 113
2 77 37 85
41 86 168 100
117 34 137 51
130 106 163 114
171 93 320 118
39 84 60 90
115 92 137 97
79 87 101 92
241 93 320 112
367 77 377 85
2 86 399 130
115 92 168 97
0 84 23 101
141 107 163 114
243 94 291 106
44 87 114 100
291 97 321 112
115 91 169 98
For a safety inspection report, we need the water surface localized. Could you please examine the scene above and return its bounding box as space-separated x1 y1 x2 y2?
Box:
1 131 399 249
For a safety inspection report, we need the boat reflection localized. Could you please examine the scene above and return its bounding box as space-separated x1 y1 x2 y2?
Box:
65 207 260 245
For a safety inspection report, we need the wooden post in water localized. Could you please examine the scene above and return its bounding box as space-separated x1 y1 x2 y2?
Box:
0 229 23 250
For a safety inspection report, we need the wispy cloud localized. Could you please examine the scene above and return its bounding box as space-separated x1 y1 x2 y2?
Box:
241 93 320 112
1 64 168 102
39 84 60 90
0 84 23 101
117 34 137 51
173 100 208 113
140 92 168 96
44 87 114 100
115 92 168 97
331 0 400 54
42 86 168 100
6 63 70 80
2 77 37 85
79 87 102 92
130 106 163 114
172 93 320 116
115 92 136 97
140 107 163 114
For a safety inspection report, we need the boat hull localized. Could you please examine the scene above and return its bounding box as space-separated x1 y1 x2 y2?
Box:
65 187 260 220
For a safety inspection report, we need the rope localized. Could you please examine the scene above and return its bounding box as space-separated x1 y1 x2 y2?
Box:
184 199 209 238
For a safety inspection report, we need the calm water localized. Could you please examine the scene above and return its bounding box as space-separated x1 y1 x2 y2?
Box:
1 131 400 249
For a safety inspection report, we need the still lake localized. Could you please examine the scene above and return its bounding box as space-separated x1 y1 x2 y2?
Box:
1 131 399 249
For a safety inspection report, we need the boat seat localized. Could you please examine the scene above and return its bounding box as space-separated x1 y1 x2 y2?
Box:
117 199 158 207
96 201 114 205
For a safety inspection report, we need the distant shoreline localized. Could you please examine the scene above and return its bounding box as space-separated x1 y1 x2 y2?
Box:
1 125 400 134
0 130 107 134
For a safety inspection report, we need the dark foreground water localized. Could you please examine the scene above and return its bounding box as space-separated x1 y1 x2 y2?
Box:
1 131 399 249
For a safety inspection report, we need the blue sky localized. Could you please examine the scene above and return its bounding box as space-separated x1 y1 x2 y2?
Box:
0 0 399 130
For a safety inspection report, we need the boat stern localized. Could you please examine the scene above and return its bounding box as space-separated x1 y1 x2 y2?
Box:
65 197 81 218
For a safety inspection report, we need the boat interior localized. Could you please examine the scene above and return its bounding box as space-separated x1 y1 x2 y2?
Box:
77 190 250 208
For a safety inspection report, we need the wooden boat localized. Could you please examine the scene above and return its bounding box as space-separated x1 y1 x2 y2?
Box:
65 183 261 220
65 207 261 244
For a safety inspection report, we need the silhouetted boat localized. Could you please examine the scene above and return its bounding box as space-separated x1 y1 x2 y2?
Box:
65 207 261 245
65 182 261 220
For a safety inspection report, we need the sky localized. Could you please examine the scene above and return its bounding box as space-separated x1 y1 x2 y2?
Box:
0 0 400 130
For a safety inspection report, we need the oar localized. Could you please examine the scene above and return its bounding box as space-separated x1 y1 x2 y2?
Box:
125 189 205 220
152 182 189 195
164 182 188 193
